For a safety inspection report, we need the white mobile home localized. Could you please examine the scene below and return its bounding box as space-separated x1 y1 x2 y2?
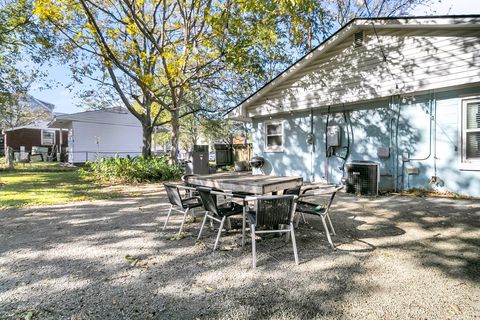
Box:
49 108 143 163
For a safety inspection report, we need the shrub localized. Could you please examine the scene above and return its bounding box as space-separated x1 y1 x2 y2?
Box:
83 155 183 183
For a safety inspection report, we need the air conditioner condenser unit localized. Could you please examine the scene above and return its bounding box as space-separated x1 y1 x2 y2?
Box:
345 161 380 196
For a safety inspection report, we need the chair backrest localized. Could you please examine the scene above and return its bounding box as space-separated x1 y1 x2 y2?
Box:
164 183 183 207
324 186 343 214
283 186 302 195
196 187 219 215
254 195 296 226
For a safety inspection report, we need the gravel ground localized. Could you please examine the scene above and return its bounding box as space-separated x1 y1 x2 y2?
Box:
0 185 479 319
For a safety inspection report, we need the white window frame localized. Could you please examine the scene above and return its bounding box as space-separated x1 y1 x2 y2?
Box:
459 96 480 170
264 120 284 152
41 129 56 146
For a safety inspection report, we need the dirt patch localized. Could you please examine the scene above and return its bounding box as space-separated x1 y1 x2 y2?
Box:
0 187 479 319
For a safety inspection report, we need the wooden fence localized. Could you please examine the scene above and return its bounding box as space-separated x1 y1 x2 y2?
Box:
232 144 252 163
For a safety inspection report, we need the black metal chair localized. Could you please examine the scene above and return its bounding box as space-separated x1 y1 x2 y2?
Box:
163 183 203 236
295 185 343 249
246 195 299 268
196 187 244 250
283 186 306 224
283 186 302 195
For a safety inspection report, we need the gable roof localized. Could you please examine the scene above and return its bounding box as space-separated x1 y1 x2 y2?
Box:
48 108 141 128
227 15 480 120
2 120 63 133
22 95 55 113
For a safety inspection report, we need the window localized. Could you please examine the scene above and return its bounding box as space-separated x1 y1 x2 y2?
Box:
41 130 56 146
459 97 480 170
265 121 284 152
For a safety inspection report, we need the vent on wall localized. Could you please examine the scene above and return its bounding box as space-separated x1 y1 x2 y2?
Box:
353 31 364 47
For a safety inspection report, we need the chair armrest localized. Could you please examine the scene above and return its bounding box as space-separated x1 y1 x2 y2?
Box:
300 185 343 197
210 190 235 197
245 195 298 202
177 185 197 191
183 196 201 202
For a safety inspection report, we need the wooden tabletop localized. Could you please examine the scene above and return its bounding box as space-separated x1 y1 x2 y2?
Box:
186 172 303 195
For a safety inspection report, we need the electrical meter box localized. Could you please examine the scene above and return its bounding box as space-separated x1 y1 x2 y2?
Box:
327 125 341 147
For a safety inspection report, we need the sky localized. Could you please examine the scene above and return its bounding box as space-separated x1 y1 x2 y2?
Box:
29 0 480 115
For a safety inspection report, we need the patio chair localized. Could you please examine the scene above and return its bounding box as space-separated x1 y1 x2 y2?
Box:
295 185 343 249
246 195 299 268
283 186 306 224
181 174 199 197
283 186 302 195
196 187 244 250
163 183 203 236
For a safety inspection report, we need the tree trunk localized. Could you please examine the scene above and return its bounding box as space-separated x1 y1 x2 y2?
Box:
169 110 180 163
142 125 153 157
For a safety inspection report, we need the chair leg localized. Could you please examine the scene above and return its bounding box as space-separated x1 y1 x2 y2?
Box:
290 223 299 265
326 213 336 236
163 205 173 230
177 208 190 237
213 216 226 251
301 212 307 224
321 215 335 249
225 217 231 230
251 224 256 268
197 211 208 240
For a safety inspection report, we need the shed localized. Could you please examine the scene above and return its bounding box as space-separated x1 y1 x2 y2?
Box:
48 108 143 163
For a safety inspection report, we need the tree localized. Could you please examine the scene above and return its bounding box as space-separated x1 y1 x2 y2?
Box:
0 0 53 129
0 93 53 128
331 0 433 27
179 114 201 152
33 0 330 161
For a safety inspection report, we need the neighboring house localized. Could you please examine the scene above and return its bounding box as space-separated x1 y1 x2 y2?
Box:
1 95 57 157
228 16 480 197
48 108 143 163
2 121 68 159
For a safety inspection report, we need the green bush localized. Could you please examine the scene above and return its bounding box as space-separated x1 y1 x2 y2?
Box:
83 155 183 183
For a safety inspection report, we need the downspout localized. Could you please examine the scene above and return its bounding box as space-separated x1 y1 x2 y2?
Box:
394 96 401 192
325 106 331 183
389 96 396 191
406 92 433 161
433 90 437 178
310 108 315 182
400 91 434 190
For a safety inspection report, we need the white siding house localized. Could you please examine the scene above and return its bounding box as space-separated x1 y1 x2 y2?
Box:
228 16 480 197
49 108 143 163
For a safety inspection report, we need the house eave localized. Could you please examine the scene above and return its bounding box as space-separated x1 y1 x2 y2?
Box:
228 15 480 120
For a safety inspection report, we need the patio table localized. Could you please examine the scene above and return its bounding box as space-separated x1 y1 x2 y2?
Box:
185 172 303 247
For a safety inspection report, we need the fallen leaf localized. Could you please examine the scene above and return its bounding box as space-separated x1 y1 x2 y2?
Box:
450 304 461 314
205 286 214 293
25 311 33 320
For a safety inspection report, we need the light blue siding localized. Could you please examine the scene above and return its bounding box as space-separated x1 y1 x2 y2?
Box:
252 86 480 197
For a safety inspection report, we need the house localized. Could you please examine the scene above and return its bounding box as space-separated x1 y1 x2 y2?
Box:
2 120 68 160
228 15 480 197
48 108 143 163
1 95 58 157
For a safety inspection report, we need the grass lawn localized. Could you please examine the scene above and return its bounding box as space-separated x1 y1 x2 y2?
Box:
0 161 122 208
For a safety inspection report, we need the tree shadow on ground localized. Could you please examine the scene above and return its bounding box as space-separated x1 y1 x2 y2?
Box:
0 188 479 319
